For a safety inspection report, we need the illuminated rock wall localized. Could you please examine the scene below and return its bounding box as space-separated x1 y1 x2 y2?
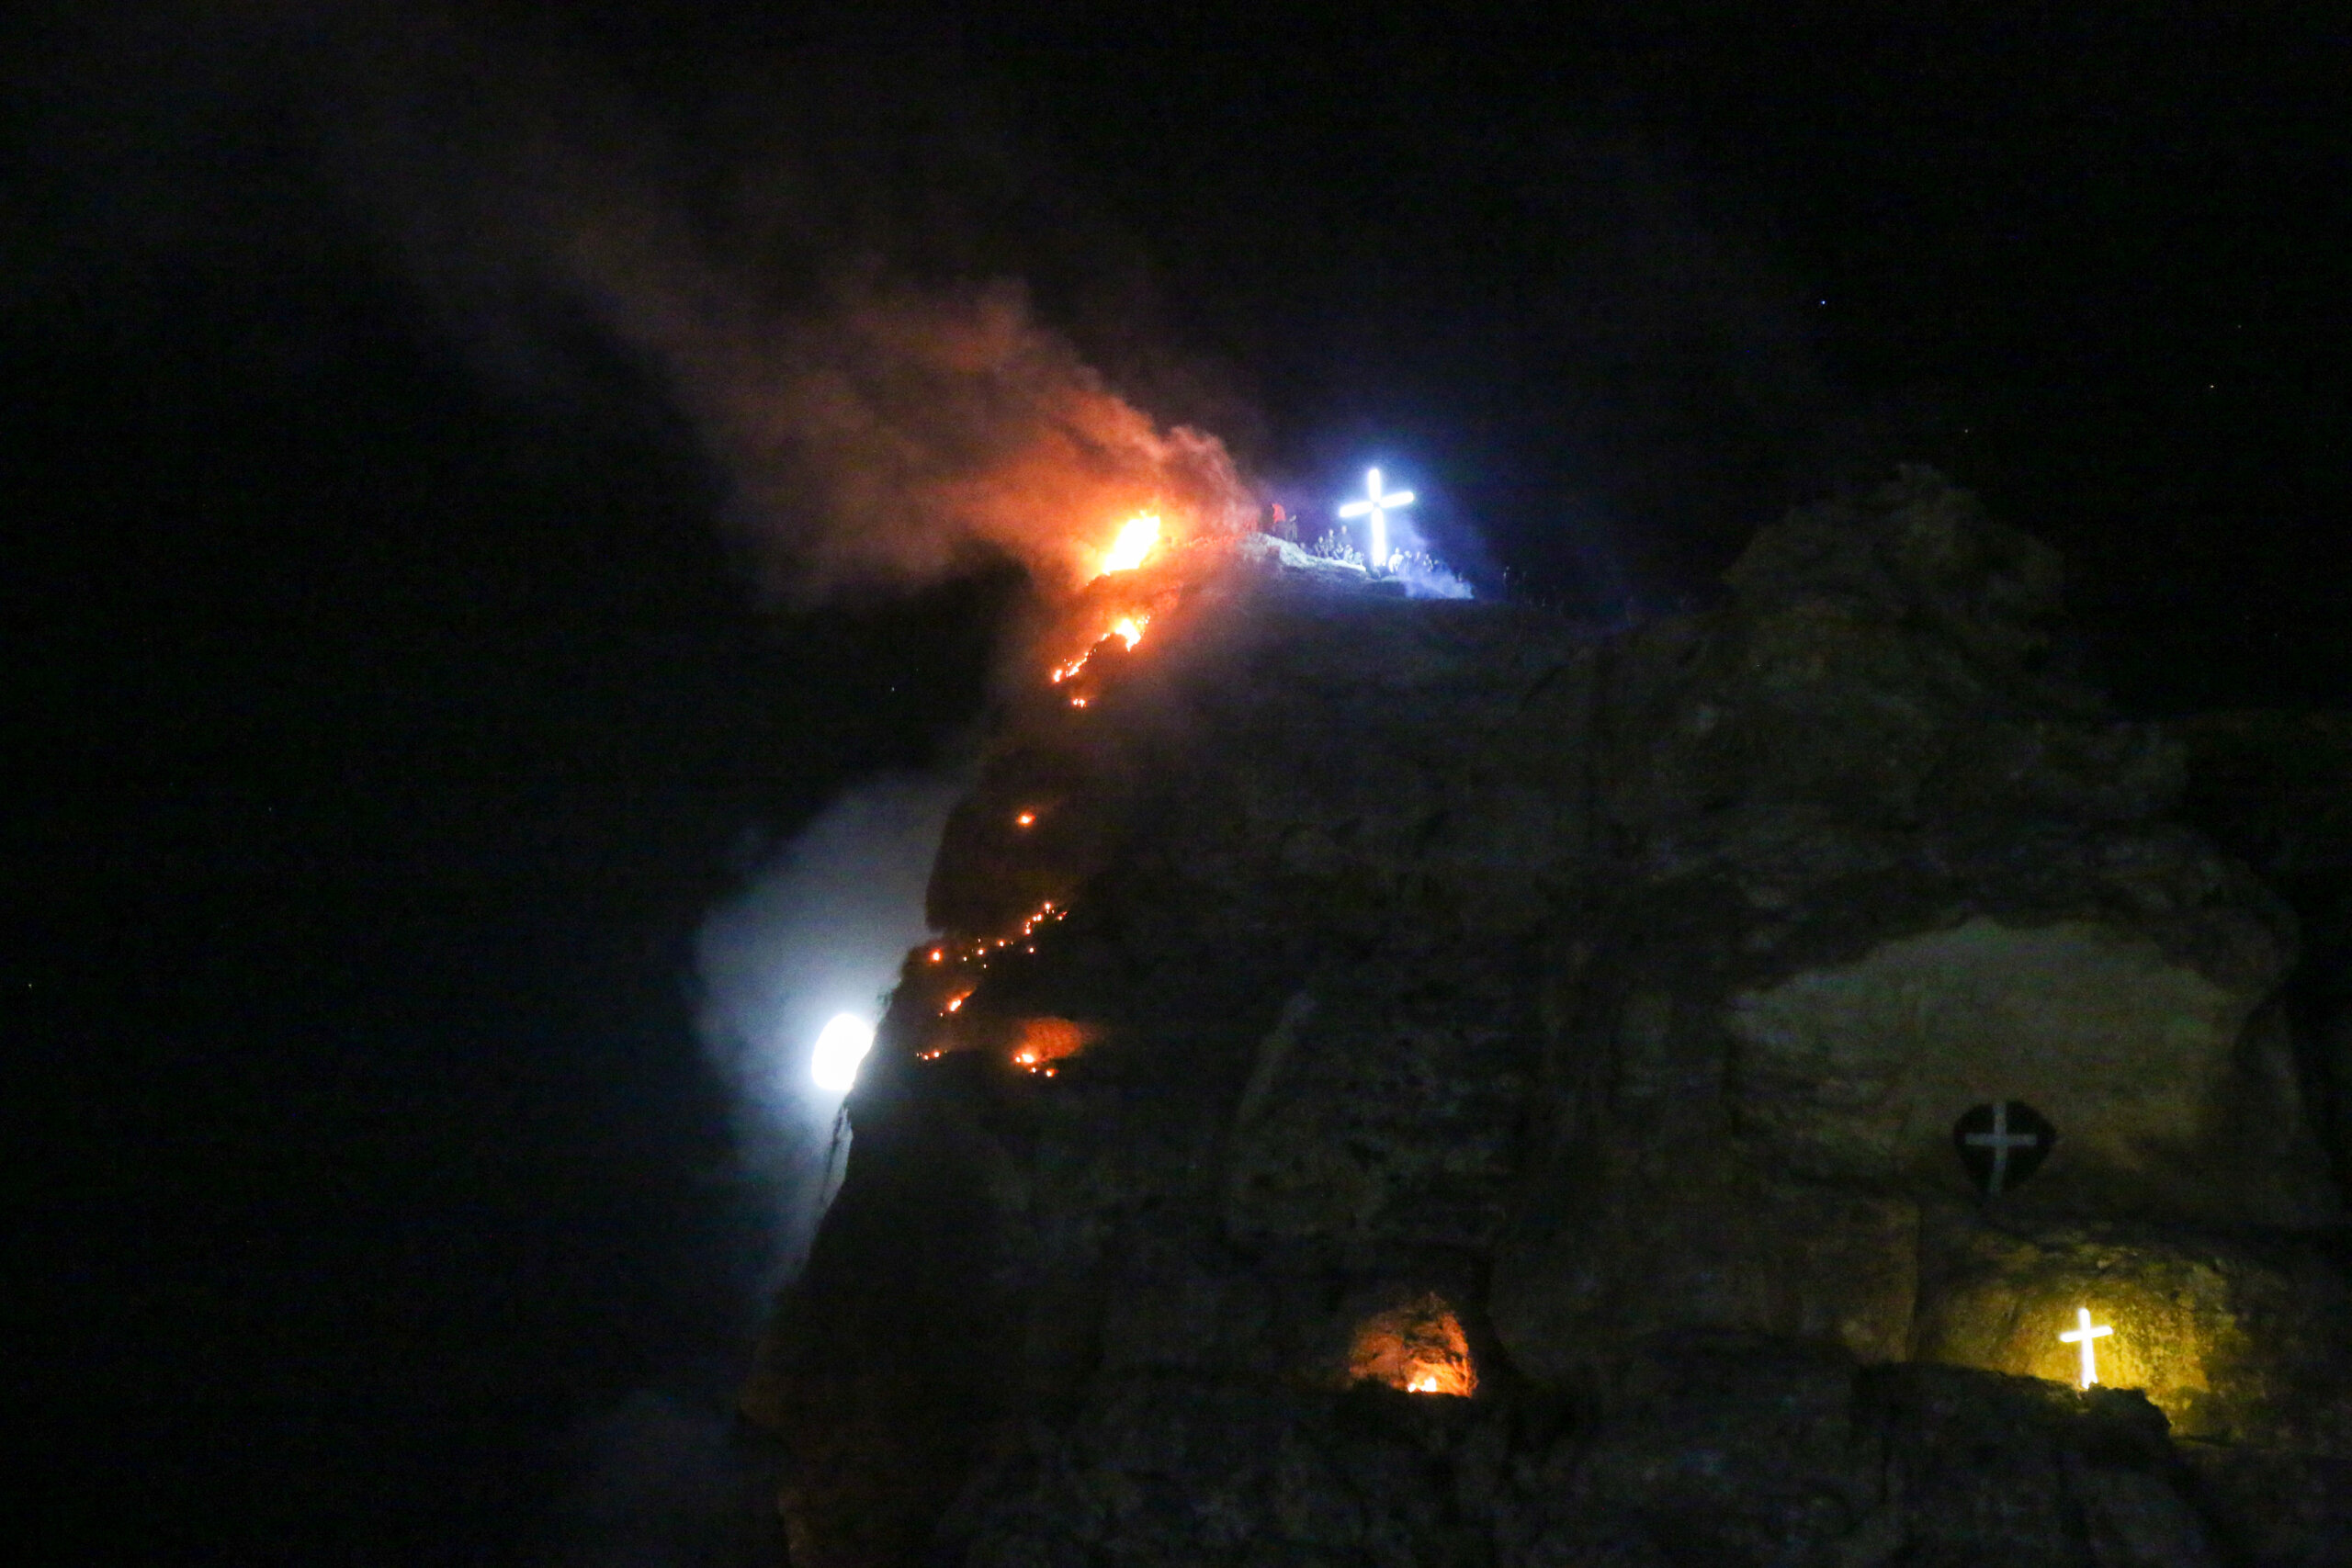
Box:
743 470 2352 1567
1912 1218 2352 1453
1726 917 2271 1209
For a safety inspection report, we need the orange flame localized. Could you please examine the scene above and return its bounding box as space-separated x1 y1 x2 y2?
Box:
932 900 1069 990
1049 613 1150 690
1009 1015 1096 1074
1100 513 1160 575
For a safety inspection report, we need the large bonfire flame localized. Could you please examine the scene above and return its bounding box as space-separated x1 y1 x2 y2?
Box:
1100 512 1161 575
1049 511 1166 693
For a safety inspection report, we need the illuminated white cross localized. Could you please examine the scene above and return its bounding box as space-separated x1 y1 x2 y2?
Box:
1964 1100 2041 1195
1338 467 1416 572
2059 1306 2113 1389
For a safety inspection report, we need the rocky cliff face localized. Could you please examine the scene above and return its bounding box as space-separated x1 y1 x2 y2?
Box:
742 470 2352 1568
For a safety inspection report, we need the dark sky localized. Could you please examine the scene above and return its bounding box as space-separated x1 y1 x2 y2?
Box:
11 8 2351 1562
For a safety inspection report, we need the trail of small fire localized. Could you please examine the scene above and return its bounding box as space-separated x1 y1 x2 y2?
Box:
922 902 1085 1079
930 900 1066 1014
918 514 1160 1066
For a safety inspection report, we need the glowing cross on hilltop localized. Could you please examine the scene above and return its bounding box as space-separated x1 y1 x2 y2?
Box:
1339 468 1415 571
2060 1306 2114 1389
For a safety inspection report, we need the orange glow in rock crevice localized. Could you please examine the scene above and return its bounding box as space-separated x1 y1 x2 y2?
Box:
1349 1296 1477 1398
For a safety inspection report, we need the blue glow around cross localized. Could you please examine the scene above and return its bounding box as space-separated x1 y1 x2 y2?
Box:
1338 468 1415 570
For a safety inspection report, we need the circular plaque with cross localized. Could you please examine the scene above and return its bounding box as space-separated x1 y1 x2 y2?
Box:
1951 1100 2056 1197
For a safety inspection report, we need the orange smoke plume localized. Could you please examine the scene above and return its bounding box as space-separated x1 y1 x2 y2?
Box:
559 233 1252 603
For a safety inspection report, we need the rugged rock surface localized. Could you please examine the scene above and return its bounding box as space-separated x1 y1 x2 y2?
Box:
2175 709 2352 1201
742 470 2352 1566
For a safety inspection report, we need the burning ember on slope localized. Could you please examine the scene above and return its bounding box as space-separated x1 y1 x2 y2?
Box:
1008 1016 1097 1077
1350 1296 1477 1398
930 900 1069 1016
916 508 1190 1060
913 897 1102 1076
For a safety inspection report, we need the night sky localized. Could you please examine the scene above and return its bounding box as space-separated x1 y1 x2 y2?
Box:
11 9 2351 1562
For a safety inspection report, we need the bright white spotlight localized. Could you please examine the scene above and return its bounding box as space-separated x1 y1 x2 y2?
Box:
809 1012 876 1092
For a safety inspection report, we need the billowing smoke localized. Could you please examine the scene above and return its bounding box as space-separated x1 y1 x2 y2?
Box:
15 13 1259 1551
17 6 1268 609
278 14 1248 1224
559 257 1256 603
300 16 1259 607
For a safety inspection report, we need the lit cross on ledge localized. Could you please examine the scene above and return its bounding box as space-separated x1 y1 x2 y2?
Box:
1338 468 1415 572
2060 1306 2113 1390
1964 1100 2041 1195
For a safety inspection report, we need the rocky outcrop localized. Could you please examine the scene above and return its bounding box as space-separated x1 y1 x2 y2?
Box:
2173 709 2352 1200
743 470 2352 1566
